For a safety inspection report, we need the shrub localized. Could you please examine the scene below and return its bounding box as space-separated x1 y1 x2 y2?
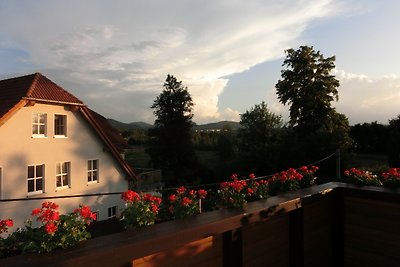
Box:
218 174 249 209
1 202 95 256
121 190 162 227
381 168 400 188
167 186 208 219
343 168 382 186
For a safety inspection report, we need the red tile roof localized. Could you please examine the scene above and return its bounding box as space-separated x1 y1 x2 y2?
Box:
0 73 83 120
26 73 83 105
0 73 136 180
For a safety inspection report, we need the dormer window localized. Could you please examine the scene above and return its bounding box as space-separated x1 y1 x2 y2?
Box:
54 115 67 137
32 112 47 137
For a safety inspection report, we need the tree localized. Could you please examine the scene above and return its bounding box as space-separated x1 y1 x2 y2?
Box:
350 122 388 154
238 102 284 174
275 46 352 157
147 74 198 186
276 45 340 133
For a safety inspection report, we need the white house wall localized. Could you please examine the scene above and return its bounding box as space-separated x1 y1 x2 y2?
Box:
0 103 129 228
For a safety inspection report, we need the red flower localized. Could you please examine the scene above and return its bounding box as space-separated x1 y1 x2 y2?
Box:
247 187 254 195
197 189 208 199
220 181 229 188
300 166 308 172
168 194 177 203
121 190 140 203
230 173 238 180
151 204 159 213
249 173 256 180
49 211 60 221
143 193 153 202
177 186 186 195
90 212 97 221
45 222 58 234
189 190 196 197
32 208 41 216
5 219 13 227
79 206 93 219
181 197 192 207
0 219 13 233
152 196 162 205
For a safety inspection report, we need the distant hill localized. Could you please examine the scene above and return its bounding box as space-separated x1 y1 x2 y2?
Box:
107 119 240 132
107 119 153 131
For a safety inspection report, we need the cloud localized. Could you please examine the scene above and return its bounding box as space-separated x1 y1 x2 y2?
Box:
0 0 339 123
334 71 400 124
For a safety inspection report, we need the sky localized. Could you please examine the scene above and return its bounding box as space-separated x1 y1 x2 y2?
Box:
1 0 400 125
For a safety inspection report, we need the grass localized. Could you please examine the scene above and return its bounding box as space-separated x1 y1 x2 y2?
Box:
125 146 151 168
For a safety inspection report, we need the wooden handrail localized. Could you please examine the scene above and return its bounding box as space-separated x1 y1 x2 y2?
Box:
1 182 399 267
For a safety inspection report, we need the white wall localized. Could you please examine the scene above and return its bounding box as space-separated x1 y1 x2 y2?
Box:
0 102 129 227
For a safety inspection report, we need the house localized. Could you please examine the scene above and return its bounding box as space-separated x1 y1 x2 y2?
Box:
0 73 137 228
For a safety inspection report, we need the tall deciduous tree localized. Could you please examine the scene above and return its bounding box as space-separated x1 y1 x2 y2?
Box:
275 46 352 157
276 45 339 133
147 74 197 186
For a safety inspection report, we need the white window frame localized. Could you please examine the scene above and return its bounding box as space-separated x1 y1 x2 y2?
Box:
27 164 45 195
56 162 70 189
87 159 99 183
108 206 117 218
54 114 67 137
32 112 47 137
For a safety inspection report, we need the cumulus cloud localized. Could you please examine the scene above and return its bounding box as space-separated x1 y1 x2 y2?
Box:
0 0 339 123
334 71 400 124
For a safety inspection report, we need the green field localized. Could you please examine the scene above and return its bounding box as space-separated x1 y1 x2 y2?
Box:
344 152 389 173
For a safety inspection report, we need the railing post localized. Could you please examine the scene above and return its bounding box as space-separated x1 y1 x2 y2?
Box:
289 208 304 267
222 229 243 267
336 149 341 181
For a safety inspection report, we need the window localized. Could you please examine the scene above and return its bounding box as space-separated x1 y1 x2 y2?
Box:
56 162 70 188
32 113 47 136
27 164 44 194
87 159 98 183
108 206 117 218
54 115 67 136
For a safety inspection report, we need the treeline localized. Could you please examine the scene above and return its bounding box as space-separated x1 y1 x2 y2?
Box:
350 118 400 166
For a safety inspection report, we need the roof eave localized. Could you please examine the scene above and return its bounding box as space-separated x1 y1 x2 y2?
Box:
0 99 28 127
79 106 138 181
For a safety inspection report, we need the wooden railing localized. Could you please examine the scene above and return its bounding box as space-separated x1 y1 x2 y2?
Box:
1 182 399 267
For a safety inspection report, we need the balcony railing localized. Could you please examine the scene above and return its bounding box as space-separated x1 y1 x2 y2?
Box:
1 182 399 267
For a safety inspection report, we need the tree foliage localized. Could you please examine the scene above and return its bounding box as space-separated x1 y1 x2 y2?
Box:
275 46 352 156
350 122 388 154
276 45 340 133
147 74 198 186
239 102 283 147
238 102 285 174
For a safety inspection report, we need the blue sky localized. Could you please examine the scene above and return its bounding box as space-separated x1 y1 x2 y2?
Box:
1 0 399 125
